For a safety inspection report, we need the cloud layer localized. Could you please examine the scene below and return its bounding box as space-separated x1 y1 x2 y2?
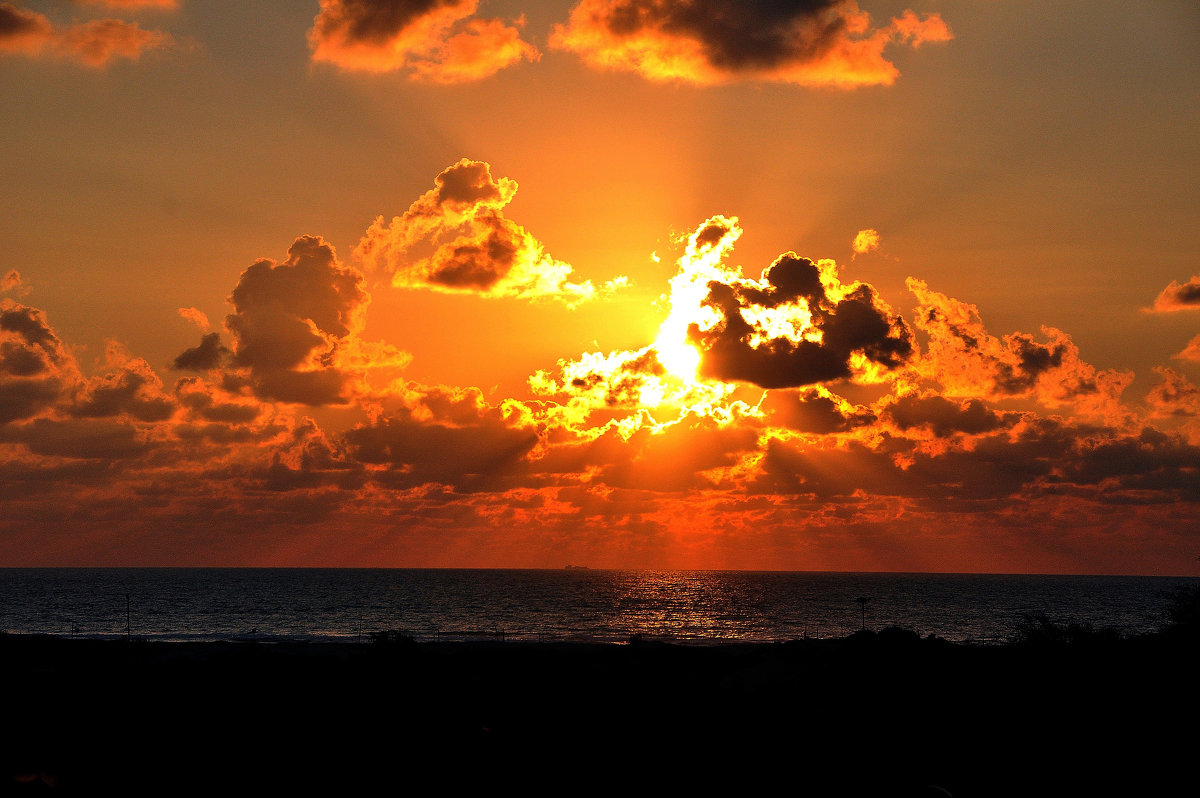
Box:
2 164 1197 572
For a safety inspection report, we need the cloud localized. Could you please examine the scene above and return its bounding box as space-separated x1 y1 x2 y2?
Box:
0 3 172 66
1149 273 1200 312
0 300 78 424
357 159 617 305
550 0 951 87
219 236 369 405
170 331 229 371
309 0 537 82
907 278 1133 419
344 384 541 491
852 228 880 255
1175 333 1200 363
168 235 409 406
1 269 30 296
677 218 914 389
1146 367 1200 419
880 392 1014 438
176 307 210 331
70 341 176 422
760 386 875 434
78 1 178 9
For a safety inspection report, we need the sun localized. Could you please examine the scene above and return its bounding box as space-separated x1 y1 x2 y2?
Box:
653 328 701 381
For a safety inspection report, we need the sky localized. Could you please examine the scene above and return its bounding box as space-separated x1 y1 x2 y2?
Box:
1 0 1199 573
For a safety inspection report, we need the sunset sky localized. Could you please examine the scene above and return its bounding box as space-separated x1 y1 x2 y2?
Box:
2 0 1199 573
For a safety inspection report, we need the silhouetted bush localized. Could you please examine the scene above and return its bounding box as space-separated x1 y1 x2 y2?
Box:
369 630 416 647
1011 614 1121 647
1163 585 1200 632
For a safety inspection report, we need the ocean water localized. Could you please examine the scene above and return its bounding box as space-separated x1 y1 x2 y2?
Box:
0 568 1195 645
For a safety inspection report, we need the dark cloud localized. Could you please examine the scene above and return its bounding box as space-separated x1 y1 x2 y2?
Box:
0 301 75 424
0 3 50 43
345 386 540 491
882 393 1012 438
1149 273 1200 312
357 159 612 304
309 0 537 82
551 0 952 87
761 387 875 434
70 352 176 422
0 417 149 460
691 252 913 388
170 332 230 371
221 235 368 405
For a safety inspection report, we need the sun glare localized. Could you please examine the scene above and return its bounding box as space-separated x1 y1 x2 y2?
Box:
654 330 701 380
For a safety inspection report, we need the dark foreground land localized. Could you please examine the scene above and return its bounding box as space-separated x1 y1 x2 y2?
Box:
3 626 1198 796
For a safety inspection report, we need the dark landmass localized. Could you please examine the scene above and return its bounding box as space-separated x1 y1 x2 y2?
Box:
3 619 1199 796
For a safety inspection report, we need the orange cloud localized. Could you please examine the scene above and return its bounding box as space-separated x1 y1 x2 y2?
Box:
1175 333 1200 363
550 0 951 87
78 0 178 9
172 235 409 405
1 269 29 296
309 0 537 82
0 3 171 66
673 217 913 388
1147 367 1200 417
357 159 619 305
1149 273 1200 312
852 228 880 255
907 278 1133 421
176 306 210 331
4 182 1200 572
0 300 78 424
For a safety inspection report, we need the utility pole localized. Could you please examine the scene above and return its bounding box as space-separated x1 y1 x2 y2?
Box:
855 596 872 631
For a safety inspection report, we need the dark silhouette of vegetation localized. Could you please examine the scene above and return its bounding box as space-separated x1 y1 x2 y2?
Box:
1162 584 1200 634
1010 613 1123 647
368 629 416 647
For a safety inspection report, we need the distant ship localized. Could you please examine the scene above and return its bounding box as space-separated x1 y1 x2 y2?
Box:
563 564 589 570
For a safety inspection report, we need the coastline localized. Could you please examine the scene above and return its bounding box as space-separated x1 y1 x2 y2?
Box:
3 628 1197 795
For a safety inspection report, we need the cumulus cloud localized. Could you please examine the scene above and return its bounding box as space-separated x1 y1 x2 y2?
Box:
1149 273 1200 312
550 0 952 87
0 3 172 66
170 332 229 372
70 341 176 422
852 228 879 255
168 235 408 406
0 300 77 424
678 218 914 389
357 159 617 305
1146 367 1200 419
309 0 537 82
907 278 1132 418
220 236 369 405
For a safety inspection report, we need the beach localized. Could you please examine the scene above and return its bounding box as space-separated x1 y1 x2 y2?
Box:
3 628 1196 795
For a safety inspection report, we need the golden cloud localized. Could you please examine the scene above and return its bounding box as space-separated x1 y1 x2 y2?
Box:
550 0 951 87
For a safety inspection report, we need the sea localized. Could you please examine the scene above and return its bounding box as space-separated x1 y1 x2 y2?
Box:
1 568 1196 646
